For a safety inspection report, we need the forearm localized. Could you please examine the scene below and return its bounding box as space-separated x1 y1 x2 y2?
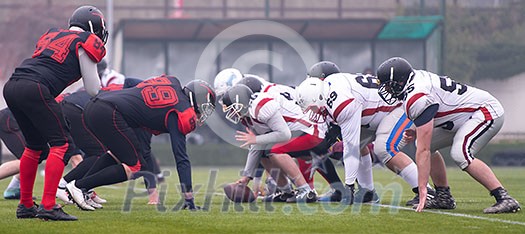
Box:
78 48 101 96
241 149 263 178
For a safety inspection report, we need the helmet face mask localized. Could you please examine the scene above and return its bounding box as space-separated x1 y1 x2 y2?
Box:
221 84 253 124
376 57 414 105
303 104 328 123
184 80 216 126
224 102 247 124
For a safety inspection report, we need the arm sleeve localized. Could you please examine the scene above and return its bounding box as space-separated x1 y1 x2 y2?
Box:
167 113 193 193
255 112 292 145
241 148 263 178
413 104 439 127
78 48 101 97
337 101 363 186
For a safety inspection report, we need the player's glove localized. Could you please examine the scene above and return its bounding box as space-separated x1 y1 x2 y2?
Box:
182 198 201 211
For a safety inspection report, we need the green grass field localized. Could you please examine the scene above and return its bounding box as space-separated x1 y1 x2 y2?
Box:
0 166 523 233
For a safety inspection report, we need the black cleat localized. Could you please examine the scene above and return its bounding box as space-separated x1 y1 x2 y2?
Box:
36 204 78 221
340 184 355 205
286 190 317 203
484 187 521 214
16 203 38 219
263 190 295 203
406 187 436 206
318 189 342 202
425 186 456 209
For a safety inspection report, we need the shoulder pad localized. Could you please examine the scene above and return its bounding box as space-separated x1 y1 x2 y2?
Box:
81 33 106 63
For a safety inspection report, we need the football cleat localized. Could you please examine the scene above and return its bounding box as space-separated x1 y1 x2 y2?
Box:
286 190 317 203
483 187 521 214
4 187 20 200
423 186 456 209
16 203 38 219
354 185 380 204
263 190 295 203
340 184 355 205
56 187 73 205
86 198 103 209
88 190 107 204
318 188 342 202
36 204 77 221
66 181 95 211
406 186 436 206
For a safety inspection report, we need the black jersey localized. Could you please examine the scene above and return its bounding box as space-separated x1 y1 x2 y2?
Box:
10 28 105 97
96 75 197 135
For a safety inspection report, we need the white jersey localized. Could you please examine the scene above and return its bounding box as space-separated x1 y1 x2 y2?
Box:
323 73 400 186
404 70 504 131
100 69 125 87
244 92 322 138
324 73 400 130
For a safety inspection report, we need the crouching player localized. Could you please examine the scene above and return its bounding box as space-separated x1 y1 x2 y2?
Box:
66 75 216 211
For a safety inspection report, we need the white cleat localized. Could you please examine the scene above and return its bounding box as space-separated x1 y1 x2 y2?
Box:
88 190 107 204
56 187 73 205
86 198 103 209
66 180 95 211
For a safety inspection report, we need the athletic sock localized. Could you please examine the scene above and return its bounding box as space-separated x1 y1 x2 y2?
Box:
19 148 41 208
398 162 418 188
297 184 312 192
42 145 68 210
7 175 20 189
356 153 374 190
75 164 128 191
297 158 314 189
316 158 342 184
64 156 98 183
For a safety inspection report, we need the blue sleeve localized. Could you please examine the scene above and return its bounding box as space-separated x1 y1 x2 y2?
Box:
413 104 439 127
167 112 192 193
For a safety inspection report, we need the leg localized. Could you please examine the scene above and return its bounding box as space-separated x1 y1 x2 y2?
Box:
451 113 519 213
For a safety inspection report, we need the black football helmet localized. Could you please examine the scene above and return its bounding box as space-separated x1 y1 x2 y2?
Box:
236 75 264 93
222 84 253 124
376 57 415 105
69 5 108 44
183 80 216 125
307 61 341 80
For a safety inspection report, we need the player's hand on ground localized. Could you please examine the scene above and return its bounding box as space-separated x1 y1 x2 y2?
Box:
182 198 201 211
414 186 428 212
235 128 256 148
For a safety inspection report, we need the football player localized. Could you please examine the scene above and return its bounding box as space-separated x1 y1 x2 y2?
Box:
296 62 454 206
3 5 107 221
376 57 520 213
65 76 216 211
56 78 161 209
223 82 344 203
235 75 346 201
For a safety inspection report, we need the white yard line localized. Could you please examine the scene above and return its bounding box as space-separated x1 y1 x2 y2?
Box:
370 203 525 227
211 192 524 226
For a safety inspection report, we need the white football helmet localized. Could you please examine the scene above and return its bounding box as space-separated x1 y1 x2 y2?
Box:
296 78 329 123
213 68 243 98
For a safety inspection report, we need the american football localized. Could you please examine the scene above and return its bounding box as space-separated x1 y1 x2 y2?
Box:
223 183 256 203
